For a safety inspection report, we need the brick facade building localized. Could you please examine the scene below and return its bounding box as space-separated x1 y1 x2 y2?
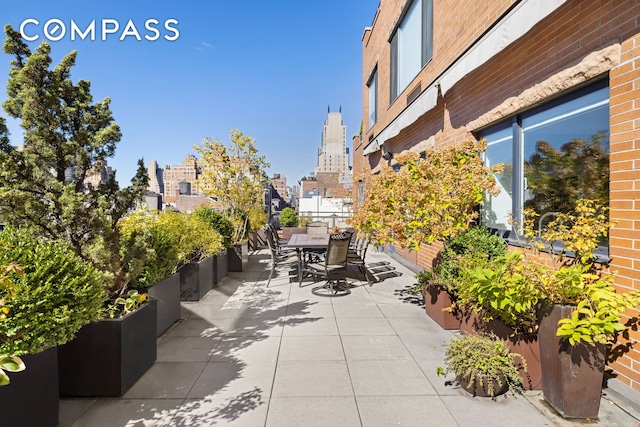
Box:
355 0 640 392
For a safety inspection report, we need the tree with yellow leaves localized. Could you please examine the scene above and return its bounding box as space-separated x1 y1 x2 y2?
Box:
349 139 503 250
195 130 269 244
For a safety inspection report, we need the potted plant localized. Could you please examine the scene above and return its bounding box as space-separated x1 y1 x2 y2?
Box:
58 289 158 397
0 227 107 426
119 208 181 336
440 333 526 398
0 27 159 399
280 207 305 240
195 130 270 272
525 200 640 418
459 249 546 390
412 226 508 330
193 206 234 284
156 211 224 301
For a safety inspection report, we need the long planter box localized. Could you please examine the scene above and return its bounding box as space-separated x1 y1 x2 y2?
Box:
0 347 59 427
458 308 542 390
148 272 180 336
228 241 249 272
421 284 460 330
58 300 157 397
214 251 228 284
539 304 605 418
179 256 214 301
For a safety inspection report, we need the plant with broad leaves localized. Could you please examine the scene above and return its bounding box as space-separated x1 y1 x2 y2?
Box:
0 354 24 386
106 290 148 319
514 199 640 346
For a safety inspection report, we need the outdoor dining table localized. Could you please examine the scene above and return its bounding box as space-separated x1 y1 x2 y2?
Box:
284 233 329 284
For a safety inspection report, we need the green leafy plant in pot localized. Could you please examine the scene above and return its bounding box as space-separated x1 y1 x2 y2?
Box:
519 199 640 418
0 227 107 380
411 226 508 330
440 333 526 398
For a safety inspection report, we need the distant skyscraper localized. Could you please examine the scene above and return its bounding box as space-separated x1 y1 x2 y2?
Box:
147 160 164 194
315 106 349 177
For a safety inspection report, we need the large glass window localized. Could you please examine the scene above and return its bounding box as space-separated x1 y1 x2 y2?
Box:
390 0 433 101
482 124 513 230
480 81 610 239
367 68 377 129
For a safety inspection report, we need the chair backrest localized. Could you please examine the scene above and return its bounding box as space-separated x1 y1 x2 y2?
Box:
264 226 277 254
326 232 352 266
307 221 328 235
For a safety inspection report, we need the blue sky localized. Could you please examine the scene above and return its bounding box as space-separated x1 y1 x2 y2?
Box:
0 0 378 186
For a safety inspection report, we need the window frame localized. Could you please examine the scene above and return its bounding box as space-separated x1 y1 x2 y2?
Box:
477 79 611 261
389 0 433 102
367 66 378 129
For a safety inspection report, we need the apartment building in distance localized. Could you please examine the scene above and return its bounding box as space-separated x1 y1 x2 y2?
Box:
271 173 288 204
355 0 640 394
84 159 113 188
149 155 203 203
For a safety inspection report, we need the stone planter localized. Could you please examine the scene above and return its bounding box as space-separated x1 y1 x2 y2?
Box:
0 347 59 427
214 251 228 284
421 284 460 330
228 241 249 272
179 256 214 301
148 272 180 336
538 304 606 418
58 300 157 397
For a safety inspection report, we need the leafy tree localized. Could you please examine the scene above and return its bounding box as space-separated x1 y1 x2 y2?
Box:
350 139 503 250
280 207 298 227
195 130 270 244
0 25 148 294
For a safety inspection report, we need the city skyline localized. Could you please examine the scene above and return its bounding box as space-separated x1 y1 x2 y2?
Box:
0 0 377 186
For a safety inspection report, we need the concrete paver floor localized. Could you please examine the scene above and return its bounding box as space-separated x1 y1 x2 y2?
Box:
59 249 640 426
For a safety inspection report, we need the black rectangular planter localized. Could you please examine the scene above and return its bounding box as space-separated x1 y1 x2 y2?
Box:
179 256 214 301
214 251 228 284
228 241 249 272
148 272 180 336
58 300 157 397
0 347 59 427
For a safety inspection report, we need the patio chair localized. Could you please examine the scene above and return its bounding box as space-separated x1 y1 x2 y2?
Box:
304 231 352 296
266 225 295 257
347 236 371 285
306 221 328 235
265 227 297 286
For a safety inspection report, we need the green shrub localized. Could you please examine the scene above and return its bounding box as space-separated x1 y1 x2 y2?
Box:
280 207 298 227
155 211 225 264
436 226 507 294
0 227 107 357
412 226 507 296
194 206 234 247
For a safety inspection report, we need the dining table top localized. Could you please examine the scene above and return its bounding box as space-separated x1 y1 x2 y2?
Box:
285 233 329 249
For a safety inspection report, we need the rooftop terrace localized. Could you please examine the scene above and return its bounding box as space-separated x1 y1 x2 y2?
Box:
58 249 639 426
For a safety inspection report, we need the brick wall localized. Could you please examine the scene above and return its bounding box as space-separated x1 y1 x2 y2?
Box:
358 0 640 391
609 31 640 390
